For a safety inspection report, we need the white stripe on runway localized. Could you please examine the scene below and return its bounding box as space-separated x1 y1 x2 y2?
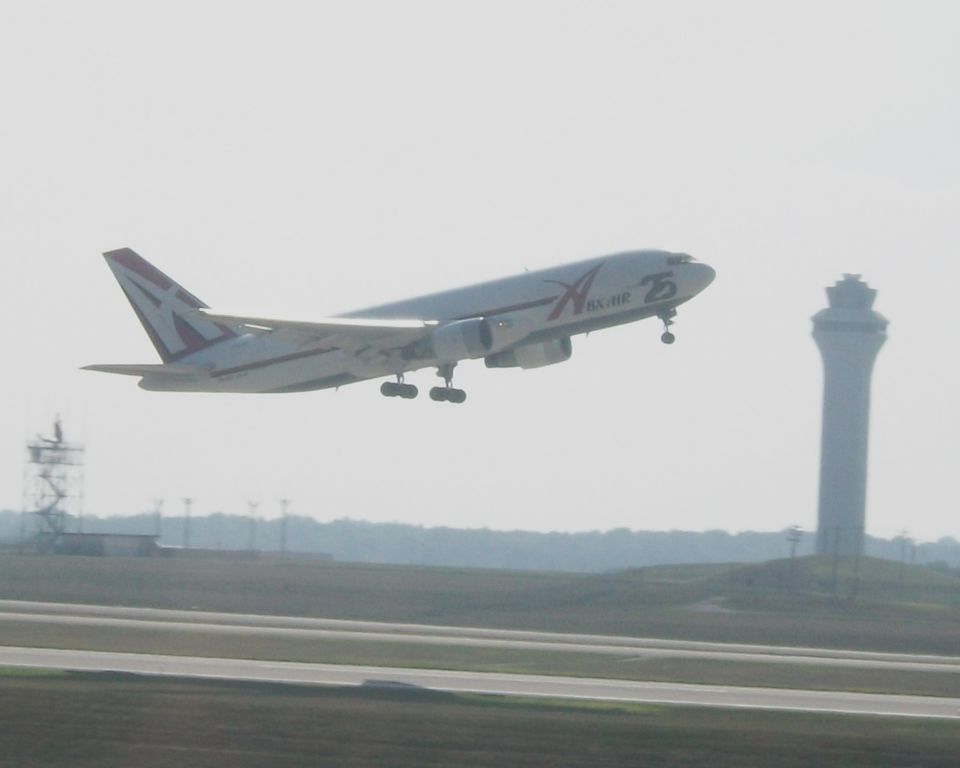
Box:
2 645 959 720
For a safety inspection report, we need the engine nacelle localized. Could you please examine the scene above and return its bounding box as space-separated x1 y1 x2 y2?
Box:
428 318 493 361
485 315 532 352
484 337 573 370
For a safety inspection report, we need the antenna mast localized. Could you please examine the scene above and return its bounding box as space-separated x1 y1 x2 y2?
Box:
22 417 84 554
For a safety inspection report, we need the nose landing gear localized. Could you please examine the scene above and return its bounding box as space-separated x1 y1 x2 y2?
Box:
429 364 467 404
658 309 677 345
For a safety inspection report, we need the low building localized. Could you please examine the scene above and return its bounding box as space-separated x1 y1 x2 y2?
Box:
55 532 159 557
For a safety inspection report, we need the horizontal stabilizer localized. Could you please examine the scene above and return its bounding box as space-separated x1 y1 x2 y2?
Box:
82 363 202 379
196 310 435 350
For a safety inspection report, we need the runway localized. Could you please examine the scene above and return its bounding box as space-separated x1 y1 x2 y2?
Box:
2 645 959 719
2 599 959 673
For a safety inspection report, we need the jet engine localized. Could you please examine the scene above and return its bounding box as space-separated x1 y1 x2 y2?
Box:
484 337 573 369
428 318 494 361
426 316 532 362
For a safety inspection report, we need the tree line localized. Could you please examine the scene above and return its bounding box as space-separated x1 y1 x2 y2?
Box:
2 510 958 572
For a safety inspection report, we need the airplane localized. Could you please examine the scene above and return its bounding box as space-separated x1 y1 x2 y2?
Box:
84 248 716 403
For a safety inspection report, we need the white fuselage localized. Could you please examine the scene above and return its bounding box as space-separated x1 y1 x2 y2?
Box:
143 250 715 393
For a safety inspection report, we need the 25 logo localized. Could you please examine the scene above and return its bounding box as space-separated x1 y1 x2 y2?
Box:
640 272 677 304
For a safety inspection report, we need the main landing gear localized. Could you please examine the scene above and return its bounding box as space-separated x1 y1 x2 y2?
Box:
429 364 467 404
658 309 677 345
380 375 418 399
380 367 467 404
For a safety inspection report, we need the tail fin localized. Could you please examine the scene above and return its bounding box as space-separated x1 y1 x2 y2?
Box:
103 248 236 362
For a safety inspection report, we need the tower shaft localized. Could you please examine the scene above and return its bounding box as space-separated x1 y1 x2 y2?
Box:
812 275 887 557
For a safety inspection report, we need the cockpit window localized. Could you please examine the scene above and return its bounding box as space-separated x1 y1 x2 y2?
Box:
666 254 694 265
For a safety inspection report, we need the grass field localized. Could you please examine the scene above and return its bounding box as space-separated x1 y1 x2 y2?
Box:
3 672 960 768
1 553 959 654
2 554 959 764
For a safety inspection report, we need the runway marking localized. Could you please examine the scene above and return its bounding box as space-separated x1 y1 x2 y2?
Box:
2 604 959 674
1 598 956 661
1 645 959 720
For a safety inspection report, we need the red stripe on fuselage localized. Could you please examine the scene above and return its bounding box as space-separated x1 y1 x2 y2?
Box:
210 295 563 381
453 295 557 321
211 346 338 378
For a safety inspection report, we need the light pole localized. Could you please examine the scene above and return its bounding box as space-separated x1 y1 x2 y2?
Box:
787 526 803 592
898 530 912 594
153 498 164 539
183 497 192 549
279 498 289 555
247 500 260 553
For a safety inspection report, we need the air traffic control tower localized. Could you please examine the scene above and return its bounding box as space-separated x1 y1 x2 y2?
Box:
812 275 888 556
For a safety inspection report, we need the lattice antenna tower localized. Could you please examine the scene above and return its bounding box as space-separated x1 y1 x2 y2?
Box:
22 417 84 553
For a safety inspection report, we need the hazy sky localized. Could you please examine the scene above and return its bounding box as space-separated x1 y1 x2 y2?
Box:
1 1 957 541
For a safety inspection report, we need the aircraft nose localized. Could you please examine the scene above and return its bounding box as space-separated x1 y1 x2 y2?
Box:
686 261 716 293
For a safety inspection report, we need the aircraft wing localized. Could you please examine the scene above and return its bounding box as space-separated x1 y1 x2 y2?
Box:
82 363 202 380
196 310 436 351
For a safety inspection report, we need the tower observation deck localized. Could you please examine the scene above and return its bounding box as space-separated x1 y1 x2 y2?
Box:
812 275 887 557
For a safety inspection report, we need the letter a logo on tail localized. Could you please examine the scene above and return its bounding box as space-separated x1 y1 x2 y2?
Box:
103 248 236 362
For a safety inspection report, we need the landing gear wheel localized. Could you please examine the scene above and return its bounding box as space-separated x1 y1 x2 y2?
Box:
430 387 466 403
382 376 418 399
431 364 467 403
658 309 677 345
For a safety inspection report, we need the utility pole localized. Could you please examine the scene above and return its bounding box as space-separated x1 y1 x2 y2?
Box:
831 524 841 598
898 530 911 595
786 526 803 592
850 525 864 598
247 500 260 553
183 497 193 550
153 498 164 539
279 498 289 555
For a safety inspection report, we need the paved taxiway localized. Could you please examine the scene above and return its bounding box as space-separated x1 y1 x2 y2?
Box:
2 599 959 673
2 645 959 719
